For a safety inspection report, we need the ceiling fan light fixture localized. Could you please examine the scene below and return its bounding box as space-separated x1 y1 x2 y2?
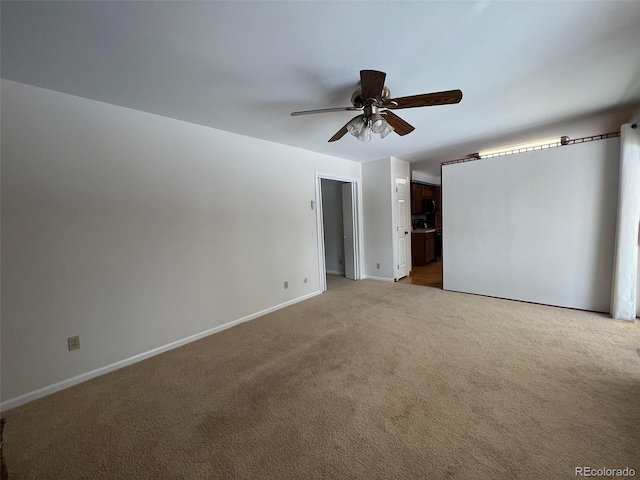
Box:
347 115 365 135
370 112 387 134
379 123 395 139
357 125 372 142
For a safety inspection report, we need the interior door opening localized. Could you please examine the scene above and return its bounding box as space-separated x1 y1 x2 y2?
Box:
316 175 361 292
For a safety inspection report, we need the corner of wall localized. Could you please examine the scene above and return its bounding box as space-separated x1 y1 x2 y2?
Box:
630 103 640 124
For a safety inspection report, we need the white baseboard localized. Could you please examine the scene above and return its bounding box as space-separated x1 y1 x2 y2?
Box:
364 275 394 282
1 290 322 411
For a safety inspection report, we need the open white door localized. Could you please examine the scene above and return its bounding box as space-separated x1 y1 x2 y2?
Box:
396 176 409 280
342 182 356 280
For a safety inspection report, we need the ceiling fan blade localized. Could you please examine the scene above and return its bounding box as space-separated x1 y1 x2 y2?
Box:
386 89 463 110
360 70 386 103
383 111 415 136
291 106 362 116
328 118 355 142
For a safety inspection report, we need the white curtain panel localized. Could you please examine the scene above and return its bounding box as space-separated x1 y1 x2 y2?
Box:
611 123 640 321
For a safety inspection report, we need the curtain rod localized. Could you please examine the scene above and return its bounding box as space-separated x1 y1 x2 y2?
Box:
441 131 621 166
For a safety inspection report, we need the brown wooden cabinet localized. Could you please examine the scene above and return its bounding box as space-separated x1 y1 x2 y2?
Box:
411 232 436 266
411 183 425 214
425 232 435 263
411 233 426 266
411 181 439 215
424 185 436 201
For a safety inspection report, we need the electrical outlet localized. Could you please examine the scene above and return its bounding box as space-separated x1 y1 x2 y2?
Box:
304 278 308 283
377 263 380 269
68 335 80 351
284 281 288 289
339 258 343 265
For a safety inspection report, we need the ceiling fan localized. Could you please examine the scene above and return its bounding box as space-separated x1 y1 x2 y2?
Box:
291 70 462 142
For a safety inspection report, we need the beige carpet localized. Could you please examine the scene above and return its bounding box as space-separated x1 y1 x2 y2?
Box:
3 276 640 479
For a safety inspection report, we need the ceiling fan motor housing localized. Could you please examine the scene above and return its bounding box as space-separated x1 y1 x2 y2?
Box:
351 86 391 108
363 105 388 134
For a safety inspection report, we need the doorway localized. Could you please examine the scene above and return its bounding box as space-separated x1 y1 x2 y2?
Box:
315 174 362 292
398 261 443 288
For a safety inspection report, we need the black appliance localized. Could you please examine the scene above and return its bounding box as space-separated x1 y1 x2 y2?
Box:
423 199 436 215
413 219 426 229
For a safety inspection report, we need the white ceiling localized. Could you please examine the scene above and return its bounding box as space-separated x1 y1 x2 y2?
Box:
2 1 640 177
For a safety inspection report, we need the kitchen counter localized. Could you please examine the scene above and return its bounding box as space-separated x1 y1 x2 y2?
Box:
412 228 437 233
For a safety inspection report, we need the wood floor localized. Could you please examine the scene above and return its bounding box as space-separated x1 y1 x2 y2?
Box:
398 260 443 288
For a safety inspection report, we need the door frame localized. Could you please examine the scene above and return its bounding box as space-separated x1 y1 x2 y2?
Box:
315 173 364 292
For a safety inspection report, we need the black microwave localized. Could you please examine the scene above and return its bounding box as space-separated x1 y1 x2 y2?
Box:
423 199 436 214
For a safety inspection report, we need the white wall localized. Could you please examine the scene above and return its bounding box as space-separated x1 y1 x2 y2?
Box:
631 104 640 124
362 159 393 280
0 80 361 406
411 170 440 185
442 138 620 312
320 179 344 275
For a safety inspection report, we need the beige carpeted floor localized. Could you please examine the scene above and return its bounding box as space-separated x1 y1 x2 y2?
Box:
3 276 640 479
